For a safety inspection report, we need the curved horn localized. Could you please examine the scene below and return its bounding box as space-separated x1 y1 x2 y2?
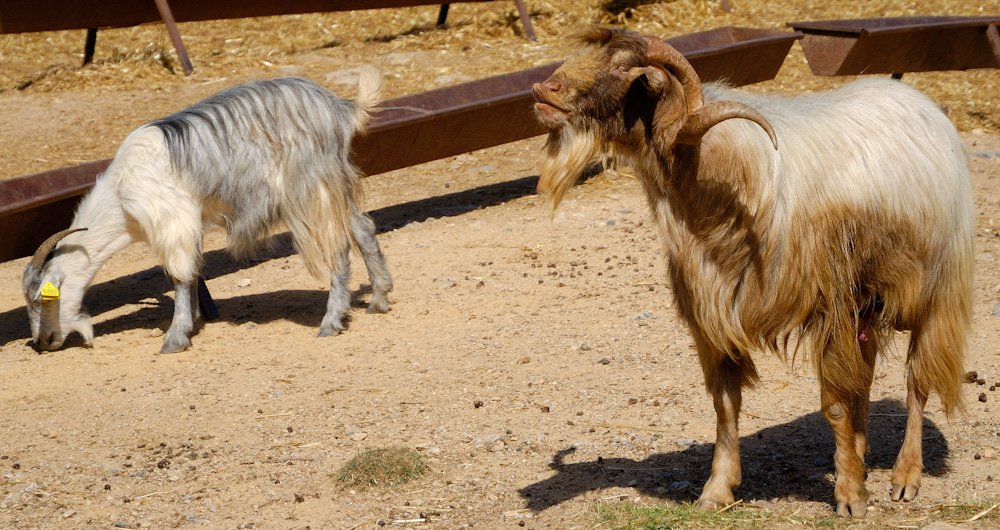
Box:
644 36 703 112
29 228 88 269
677 101 779 150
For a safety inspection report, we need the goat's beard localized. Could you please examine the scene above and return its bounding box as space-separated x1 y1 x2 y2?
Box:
537 126 601 211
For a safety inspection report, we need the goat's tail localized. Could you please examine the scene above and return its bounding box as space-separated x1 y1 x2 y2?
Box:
352 64 383 130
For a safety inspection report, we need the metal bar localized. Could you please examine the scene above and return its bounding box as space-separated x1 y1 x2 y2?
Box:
152 0 194 75
1 27 801 263
1 0 507 33
987 24 1000 68
512 0 535 41
436 3 449 25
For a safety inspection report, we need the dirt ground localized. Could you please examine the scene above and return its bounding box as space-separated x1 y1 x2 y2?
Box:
2 2 1000 529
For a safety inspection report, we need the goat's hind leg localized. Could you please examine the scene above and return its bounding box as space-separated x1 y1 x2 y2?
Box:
853 332 879 468
318 244 352 337
350 206 393 314
891 381 927 502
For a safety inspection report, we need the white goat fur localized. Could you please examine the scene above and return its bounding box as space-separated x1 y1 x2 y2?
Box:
23 67 392 353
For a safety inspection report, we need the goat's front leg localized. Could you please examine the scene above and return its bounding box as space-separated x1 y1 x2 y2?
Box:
696 353 753 510
318 246 351 337
821 385 869 518
161 277 196 353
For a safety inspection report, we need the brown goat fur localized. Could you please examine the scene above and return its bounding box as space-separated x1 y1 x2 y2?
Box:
533 26 974 518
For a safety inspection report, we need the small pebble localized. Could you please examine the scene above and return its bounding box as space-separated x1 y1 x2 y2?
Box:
979 393 988 403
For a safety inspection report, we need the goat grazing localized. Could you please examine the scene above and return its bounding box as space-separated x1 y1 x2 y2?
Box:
22 68 393 354
533 27 973 518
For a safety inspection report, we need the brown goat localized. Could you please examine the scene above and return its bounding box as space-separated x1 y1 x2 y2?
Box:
533 26 974 518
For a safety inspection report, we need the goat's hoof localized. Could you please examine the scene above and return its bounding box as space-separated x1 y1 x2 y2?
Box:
835 500 868 519
694 498 727 511
160 342 191 353
366 304 390 314
158 340 191 354
317 328 343 337
891 483 918 502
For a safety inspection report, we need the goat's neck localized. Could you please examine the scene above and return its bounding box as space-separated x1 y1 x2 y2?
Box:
55 179 134 289
638 144 767 271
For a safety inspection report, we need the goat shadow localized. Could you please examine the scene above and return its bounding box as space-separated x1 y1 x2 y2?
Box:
519 398 950 512
0 173 546 348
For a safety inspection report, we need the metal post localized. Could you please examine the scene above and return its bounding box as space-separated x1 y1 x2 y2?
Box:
197 277 219 320
152 0 194 75
987 24 1000 68
83 28 97 66
437 4 450 26
513 0 535 41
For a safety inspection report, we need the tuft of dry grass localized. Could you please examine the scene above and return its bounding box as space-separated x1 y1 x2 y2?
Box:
334 446 427 489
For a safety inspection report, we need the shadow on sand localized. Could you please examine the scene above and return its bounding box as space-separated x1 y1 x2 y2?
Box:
1 174 542 348
519 398 950 512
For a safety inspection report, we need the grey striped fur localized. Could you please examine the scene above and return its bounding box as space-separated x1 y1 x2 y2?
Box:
22 68 392 353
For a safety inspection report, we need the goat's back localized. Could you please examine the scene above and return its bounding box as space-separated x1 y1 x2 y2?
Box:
140 76 375 265
703 78 971 231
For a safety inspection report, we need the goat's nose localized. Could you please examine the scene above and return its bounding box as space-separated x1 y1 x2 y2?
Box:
541 78 563 92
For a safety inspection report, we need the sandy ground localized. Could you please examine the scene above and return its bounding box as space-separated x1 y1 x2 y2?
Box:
2 2 1000 529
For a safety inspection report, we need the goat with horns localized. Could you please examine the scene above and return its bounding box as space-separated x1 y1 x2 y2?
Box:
533 27 974 518
22 68 392 353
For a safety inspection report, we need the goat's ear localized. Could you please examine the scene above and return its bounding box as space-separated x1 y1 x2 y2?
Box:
625 66 668 95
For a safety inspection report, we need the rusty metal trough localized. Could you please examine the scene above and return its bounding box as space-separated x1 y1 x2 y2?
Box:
0 26 808 263
669 26 802 86
0 0 537 75
789 16 1000 76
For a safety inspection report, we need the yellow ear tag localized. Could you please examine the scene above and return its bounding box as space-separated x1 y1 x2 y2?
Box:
40 282 60 301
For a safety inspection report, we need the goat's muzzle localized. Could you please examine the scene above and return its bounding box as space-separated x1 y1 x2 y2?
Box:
533 81 570 128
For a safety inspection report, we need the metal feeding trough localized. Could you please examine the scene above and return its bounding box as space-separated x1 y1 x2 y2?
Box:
788 16 1000 77
0 26 802 263
0 0 537 75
